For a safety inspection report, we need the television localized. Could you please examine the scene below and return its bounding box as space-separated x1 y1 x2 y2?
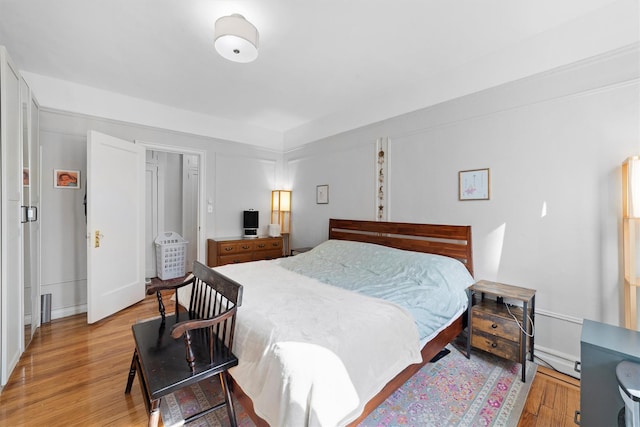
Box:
243 210 259 238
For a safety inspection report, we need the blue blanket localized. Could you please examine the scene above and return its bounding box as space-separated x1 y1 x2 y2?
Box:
277 239 474 341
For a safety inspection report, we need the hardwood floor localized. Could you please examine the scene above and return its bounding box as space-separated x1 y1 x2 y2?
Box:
517 365 581 427
0 292 581 426
0 291 168 426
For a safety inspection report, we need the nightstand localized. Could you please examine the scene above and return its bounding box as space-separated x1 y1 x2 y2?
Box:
290 247 312 256
469 280 536 382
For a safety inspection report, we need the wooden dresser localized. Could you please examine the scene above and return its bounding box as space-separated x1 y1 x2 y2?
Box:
207 236 284 267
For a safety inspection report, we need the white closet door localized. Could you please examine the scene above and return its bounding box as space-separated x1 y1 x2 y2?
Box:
1 48 23 386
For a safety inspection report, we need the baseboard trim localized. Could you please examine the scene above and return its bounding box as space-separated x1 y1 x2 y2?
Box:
51 304 87 321
534 344 580 380
536 308 583 325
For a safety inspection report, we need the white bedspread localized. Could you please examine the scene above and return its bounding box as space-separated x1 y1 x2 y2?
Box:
213 260 422 427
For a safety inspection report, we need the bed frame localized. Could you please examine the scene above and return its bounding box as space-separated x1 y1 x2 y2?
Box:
232 218 474 427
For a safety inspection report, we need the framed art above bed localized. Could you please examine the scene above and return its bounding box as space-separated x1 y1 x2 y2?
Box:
180 219 474 427
459 168 490 201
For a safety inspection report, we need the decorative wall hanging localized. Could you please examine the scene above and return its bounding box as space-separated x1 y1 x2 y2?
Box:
54 169 81 189
376 137 389 220
459 168 490 200
316 185 329 204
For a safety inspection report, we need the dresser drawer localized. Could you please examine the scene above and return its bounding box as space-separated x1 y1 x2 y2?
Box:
218 242 239 254
253 249 284 261
472 308 520 342
255 239 282 251
218 241 254 254
471 330 520 361
217 253 254 266
236 241 255 252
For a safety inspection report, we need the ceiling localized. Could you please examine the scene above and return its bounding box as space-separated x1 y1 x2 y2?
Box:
0 0 635 149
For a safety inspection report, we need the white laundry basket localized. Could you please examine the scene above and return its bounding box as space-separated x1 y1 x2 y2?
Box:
155 232 188 280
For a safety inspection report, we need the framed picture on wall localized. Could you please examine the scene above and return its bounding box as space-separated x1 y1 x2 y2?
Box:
459 168 490 200
316 185 329 204
23 168 29 187
54 169 81 189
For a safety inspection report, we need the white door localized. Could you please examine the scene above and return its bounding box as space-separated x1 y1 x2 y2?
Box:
1 47 23 386
182 154 198 272
86 131 145 324
145 152 159 278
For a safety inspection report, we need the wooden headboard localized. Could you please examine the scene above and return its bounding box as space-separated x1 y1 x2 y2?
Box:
328 218 474 277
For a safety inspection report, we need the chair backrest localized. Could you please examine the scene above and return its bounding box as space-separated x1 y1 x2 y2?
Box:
172 261 243 370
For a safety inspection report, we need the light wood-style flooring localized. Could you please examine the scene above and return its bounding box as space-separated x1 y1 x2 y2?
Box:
518 365 580 427
0 292 580 426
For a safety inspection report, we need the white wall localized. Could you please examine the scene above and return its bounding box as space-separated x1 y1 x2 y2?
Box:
33 42 640 376
38 112 281 319
284 45 640 376
40 131 88 318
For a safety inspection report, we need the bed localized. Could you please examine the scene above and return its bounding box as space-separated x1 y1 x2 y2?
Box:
182 219 474 426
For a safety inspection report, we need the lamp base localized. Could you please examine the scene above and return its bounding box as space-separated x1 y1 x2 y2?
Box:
268 224 281 237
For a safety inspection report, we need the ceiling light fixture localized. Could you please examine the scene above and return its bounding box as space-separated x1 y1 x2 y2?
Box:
214 14 259 63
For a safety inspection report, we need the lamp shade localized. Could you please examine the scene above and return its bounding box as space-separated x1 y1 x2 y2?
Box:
271 190 291 234
624 156 640 218
214 14 259 63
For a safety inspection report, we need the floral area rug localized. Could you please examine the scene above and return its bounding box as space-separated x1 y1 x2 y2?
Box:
160 345 536 427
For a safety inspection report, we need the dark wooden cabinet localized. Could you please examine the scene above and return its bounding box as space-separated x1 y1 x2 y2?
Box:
469 280 536 382
207 236 283 267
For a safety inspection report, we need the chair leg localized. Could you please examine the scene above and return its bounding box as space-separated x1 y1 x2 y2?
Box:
155 290 166 321
125 350 138 393
148 399 161 427
220 372 237 427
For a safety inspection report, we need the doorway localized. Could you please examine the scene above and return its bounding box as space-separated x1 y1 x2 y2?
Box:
140 143 205 280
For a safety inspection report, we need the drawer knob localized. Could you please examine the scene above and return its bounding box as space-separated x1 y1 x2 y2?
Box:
242 245 250 249
491 343 497 348
224 247 233 251
258 244 265 248
491 323 498 329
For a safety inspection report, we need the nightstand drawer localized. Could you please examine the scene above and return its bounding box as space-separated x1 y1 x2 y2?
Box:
472 308 520 341
471 330 520 361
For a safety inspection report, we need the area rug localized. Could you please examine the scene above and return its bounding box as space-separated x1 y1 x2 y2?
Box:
160 345 536 427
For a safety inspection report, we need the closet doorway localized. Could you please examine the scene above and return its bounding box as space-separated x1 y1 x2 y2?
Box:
140 143 205 280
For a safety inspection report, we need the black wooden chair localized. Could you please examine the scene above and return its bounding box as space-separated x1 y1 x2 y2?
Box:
125 261 243 427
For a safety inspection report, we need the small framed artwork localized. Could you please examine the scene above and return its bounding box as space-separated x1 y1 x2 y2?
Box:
54 169 81 189
459 168 490 200
23 168 30 187
316 185 329 204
